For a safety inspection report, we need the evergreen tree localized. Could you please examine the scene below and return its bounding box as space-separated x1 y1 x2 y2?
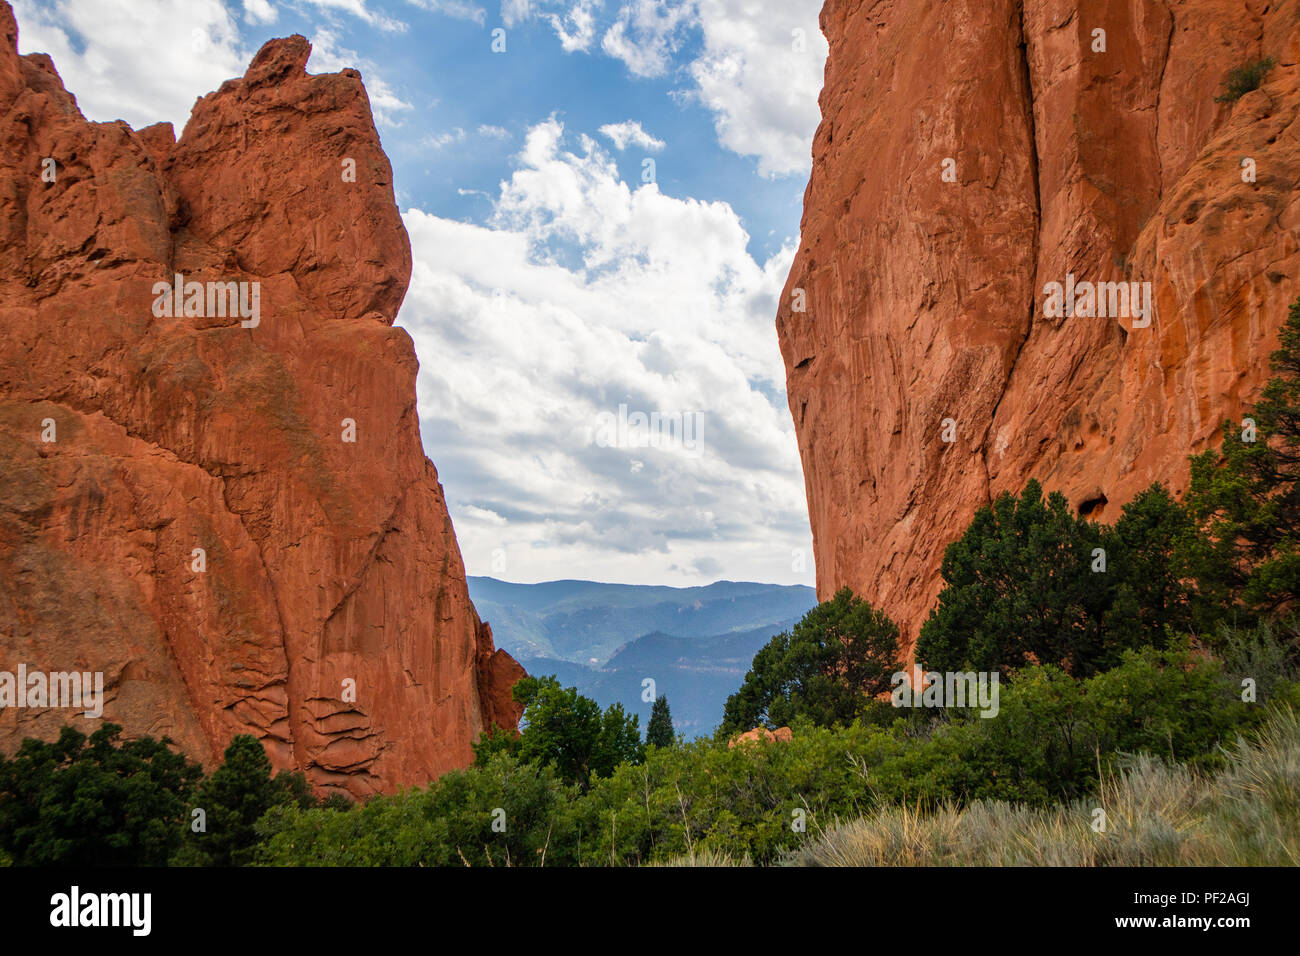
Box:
645 695 674 748
917 480 1200 677
173 734 301 866
1185 296 1300 617
721 588 902 733
594 701 643 778
1101 482 1206 648
0 724 202 866
916 480 1110 676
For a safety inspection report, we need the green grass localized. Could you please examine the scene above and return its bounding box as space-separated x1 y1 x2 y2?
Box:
782 705 1300 866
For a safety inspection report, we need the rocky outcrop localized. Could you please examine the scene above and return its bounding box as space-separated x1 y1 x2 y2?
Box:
779 0 1300 650
0 5 523 798
728 726 793 748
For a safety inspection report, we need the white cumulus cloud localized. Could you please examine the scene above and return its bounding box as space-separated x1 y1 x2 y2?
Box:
548 1 601 52
243 0 278 24
499 0 533 28
689 0 827 177
422 126 468 148
600 0 693 77
598 119 665 151
10 1 417 133
11 0 248 131
396 118 812 586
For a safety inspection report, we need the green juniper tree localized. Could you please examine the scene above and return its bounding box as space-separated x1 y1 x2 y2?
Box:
172 734 312 866
721 587 902 733
917 480 1201 677
645 695 674 749
1184 296 1300 620
1100 482 1208 650
916 480 1110 676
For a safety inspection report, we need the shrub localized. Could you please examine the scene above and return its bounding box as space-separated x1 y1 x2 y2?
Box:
254 751 578 866
1215 616 1300 703
475 675 642 791
721 587 903 733
1215 57 1277 103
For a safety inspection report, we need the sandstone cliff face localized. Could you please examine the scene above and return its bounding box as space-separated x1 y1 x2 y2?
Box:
779 0 1300 649
0 5 523 798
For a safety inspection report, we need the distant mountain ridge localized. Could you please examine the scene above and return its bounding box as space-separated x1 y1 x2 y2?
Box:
468 577 817 665
466 578 817 737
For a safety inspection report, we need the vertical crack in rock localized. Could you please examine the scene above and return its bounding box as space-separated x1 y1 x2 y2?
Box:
982 0 1043 505
1153 1 1174 195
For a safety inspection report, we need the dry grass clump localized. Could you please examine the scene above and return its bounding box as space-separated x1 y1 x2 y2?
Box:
651 847 753 867
783 707 1300 867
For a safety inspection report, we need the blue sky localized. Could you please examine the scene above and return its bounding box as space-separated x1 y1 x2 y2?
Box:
370 6 808 263
13 0 827 587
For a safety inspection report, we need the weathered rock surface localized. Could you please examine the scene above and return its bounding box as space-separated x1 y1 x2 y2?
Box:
728 726 793 748
779 0 1300 652
0 5 523 798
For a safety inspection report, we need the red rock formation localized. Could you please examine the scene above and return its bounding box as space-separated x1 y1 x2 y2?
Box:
779 0 1300 651
0 5 523 798
728 726 793 748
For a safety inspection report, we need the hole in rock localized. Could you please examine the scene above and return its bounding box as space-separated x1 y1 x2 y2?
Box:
1078 493 1108 517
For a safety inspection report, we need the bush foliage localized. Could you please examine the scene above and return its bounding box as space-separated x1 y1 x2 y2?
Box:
1215 57 1276 103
